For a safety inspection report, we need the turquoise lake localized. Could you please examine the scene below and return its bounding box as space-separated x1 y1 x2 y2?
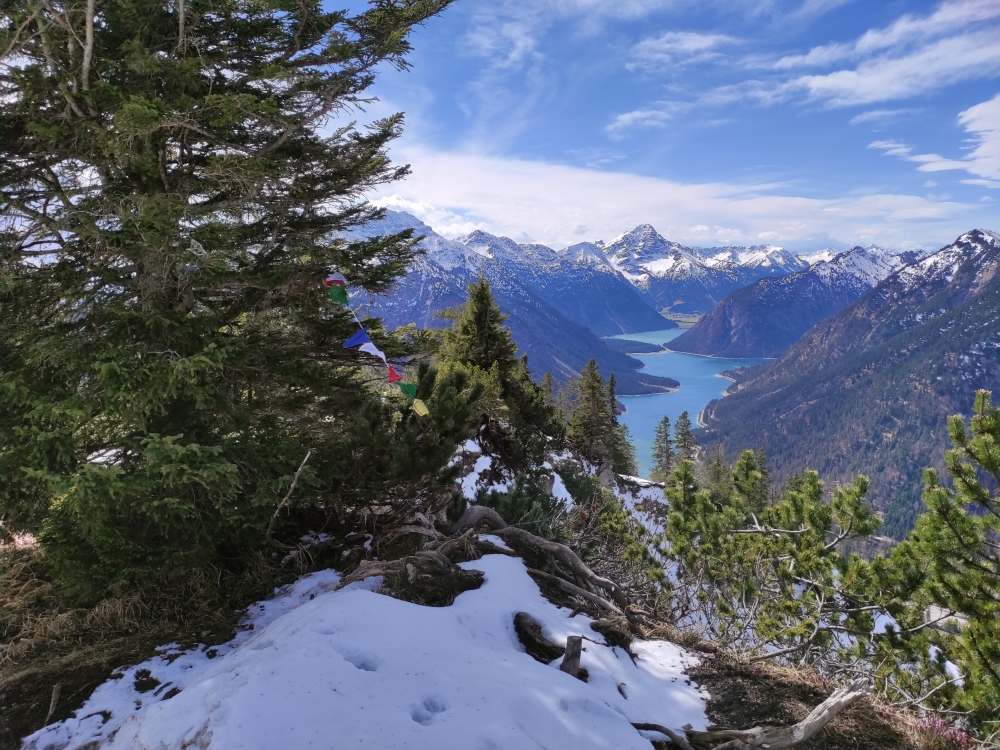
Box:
614 329 769 477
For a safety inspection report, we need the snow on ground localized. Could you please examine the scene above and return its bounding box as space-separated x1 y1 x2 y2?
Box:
25 556 708 750
616 477 668 535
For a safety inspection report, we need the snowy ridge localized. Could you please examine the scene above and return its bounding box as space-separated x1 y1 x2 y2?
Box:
25 557 708 750
898 229 1000 290
811 244 915 290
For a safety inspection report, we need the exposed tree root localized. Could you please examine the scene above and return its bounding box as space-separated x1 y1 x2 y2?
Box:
335 550 484 606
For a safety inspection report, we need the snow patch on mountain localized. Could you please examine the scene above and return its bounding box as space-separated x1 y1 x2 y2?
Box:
25 557 709 750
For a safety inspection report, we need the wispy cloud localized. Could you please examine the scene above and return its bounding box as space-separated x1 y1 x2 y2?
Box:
628 31 738 69
849 109 917 124
380 145 985 250
775 0 1000 69
793 29 1000 106
611 0 1000 134
869 94 1000 187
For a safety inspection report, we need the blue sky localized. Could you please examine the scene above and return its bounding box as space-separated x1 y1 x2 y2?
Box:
344 0 1000 252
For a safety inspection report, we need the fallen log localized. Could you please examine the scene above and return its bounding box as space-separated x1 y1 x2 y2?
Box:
335 550 484 606
665 678 870 749
514 612 565 664
526 568 624 616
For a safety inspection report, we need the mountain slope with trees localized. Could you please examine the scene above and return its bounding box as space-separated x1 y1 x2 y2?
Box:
700 229 1000 536
671 245 922 358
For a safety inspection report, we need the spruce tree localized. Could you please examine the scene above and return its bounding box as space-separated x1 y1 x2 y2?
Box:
675 411 698 462
567 359 613 469
650 415 674 482
438 278 559 468
0 0 462 599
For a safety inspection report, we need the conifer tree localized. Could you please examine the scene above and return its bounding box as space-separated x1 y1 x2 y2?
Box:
540 372 556 407
650 415 675 482
675 411 698 462
0 0 461 599
567 359 613 469
438 278 559 467
906 389 1000 722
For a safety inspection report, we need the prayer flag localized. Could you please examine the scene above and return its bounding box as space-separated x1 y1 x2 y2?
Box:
323 273 347 287
387 366 403 383
327 285 349 305
359 342 386 363
398 382 417 399
343 329 371 348
411 399 430 417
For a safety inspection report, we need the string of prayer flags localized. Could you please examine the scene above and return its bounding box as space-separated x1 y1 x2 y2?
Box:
359 342 387 363
343 328 372 348
327 284 349 305
325 271 429 416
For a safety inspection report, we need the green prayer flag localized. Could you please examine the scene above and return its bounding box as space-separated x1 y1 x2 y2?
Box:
398 383 417 399
327 285 349 305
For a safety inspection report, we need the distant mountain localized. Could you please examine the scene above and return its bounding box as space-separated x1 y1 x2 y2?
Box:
355 211 679 395
671 245 923 358
699 229 1000 538
602 225 810 313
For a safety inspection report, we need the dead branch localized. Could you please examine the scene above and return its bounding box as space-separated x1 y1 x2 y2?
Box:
335 550 484 606
264 450 311 550
631 723 696 750
683 679 870 749
526 568 624 616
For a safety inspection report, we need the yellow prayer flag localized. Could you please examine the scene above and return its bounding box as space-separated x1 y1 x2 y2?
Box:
411 399 430 417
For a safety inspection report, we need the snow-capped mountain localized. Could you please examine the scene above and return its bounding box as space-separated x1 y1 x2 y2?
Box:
700 228 1000 535
600 225 810 313
355 212 679 394
670 244 924 358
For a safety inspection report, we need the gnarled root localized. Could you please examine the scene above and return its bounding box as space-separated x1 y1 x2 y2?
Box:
451 506 629 611
336 550 484 606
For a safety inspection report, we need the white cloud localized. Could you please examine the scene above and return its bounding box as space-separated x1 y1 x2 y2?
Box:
371 195 490 238
629 31 737 69
849 108 917 124
868 94 1000 185
792 30 1000 106
378 146 985 250
775 0 1000 69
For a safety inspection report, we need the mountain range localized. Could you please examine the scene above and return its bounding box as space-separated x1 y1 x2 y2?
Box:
671 245 924 358
699 229 1000 537
600 224 811 313
356 211 854 393
353 212 680 394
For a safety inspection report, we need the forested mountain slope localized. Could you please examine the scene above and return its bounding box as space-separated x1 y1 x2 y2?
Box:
700 229 1000 537
671 245 922 358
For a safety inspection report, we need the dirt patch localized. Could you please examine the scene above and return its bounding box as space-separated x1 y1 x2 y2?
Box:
688 652 912 750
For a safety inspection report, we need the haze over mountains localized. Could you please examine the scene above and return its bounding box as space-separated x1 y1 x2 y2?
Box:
700 229 1000 538
672 245 924 358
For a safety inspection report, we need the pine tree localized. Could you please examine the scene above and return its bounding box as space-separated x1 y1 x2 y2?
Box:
0 0 460 599
438 278 559 468
675 411 698 462
540 372 556 407
906 389 1000 723
567 359 613 469
650 415 675 482
439 277 519 374
732 449 771 515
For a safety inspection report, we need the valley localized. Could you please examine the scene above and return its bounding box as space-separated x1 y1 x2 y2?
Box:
610 330 769 477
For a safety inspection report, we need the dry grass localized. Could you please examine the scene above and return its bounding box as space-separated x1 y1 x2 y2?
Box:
0 539 288 750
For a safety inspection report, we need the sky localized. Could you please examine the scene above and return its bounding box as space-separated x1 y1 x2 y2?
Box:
341 0 1000 253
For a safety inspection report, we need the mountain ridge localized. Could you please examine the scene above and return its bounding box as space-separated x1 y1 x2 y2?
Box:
699 228 1000 536
671 245 923 358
